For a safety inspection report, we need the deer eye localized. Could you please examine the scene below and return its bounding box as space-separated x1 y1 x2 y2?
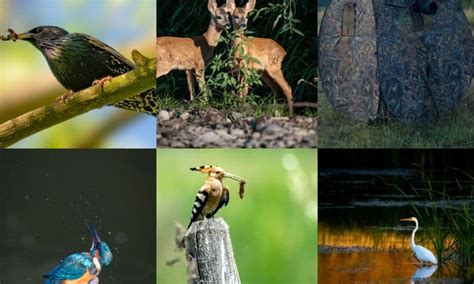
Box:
217 16 223 20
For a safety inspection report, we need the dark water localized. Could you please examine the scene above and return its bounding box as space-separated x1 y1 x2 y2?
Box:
318 162 474 283
0 150 156 283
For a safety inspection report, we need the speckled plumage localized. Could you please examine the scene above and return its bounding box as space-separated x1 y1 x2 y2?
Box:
19 26 156 115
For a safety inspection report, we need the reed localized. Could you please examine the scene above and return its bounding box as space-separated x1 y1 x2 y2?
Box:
391 167 474 270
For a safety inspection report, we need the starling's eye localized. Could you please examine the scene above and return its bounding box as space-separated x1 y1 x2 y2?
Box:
29 27 41 34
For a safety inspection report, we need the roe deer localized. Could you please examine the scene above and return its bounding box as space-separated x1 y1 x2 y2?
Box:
157 0 233 100
228 0 293 115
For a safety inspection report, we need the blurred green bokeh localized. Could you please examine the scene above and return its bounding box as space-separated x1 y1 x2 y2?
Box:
157 149 317 283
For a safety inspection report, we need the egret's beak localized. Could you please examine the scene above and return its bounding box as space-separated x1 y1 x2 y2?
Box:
224 172 246 183
399 218 413 222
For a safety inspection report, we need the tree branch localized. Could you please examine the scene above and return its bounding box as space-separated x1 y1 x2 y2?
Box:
0 50 156 148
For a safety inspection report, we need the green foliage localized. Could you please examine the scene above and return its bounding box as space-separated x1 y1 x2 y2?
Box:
157 149 317 283
157 0 317 112
203 31 263 99
390 167 474 269
460 0 474 9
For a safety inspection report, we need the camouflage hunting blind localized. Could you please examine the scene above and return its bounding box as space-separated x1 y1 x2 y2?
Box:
319 0 473 122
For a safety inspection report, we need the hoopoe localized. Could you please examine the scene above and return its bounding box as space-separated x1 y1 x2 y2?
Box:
187 165 246 229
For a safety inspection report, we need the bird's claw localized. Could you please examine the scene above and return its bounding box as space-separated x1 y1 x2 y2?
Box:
1 28 18 42
92 76 113 88
56 90 74 103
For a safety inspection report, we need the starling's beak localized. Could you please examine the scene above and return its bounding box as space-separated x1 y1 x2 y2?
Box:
16 32 34 41
224 172 246 183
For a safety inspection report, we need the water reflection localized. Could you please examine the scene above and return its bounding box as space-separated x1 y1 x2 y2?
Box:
318 214 467 282
319 153 474 283
411 265 437 282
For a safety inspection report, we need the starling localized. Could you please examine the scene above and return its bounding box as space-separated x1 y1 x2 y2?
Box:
2 26 157 115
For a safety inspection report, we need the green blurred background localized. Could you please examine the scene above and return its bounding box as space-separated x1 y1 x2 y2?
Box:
0 0 156 148
157 149 317 283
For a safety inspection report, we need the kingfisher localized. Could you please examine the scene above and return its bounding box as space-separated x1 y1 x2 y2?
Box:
187 165 246 229
43 225 113 284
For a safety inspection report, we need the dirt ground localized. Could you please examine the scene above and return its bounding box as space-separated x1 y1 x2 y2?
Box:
157 109 317 148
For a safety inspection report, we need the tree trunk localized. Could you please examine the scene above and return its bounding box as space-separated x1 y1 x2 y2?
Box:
185 218 241 284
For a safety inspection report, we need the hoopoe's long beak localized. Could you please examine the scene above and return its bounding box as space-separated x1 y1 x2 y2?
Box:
224 172 246 183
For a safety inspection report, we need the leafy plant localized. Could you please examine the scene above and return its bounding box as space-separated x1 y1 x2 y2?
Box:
157 0 318 113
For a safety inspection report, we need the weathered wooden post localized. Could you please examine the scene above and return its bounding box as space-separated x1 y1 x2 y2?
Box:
185 218 241 284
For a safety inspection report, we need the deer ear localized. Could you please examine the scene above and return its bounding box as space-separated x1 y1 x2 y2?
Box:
225 0 236 12
244 0 256 13
208 0 218 13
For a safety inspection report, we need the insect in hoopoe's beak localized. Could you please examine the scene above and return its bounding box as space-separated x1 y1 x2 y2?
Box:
223 172 246 199
190 165 247 198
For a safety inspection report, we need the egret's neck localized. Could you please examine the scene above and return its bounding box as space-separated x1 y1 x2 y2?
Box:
410 220 418 249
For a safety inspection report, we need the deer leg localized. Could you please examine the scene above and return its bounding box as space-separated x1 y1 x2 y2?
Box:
266 68 293 116
261 72 283 115
240 83 249 99
195 69 208 101
237 65 249 99
186 71 195 100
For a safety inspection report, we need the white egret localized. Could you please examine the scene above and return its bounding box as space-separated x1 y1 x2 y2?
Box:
400 217 438 266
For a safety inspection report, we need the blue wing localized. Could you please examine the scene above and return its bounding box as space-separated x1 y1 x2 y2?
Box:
44 252 96 282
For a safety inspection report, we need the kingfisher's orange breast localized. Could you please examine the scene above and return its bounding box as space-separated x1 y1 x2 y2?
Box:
62 271 97 284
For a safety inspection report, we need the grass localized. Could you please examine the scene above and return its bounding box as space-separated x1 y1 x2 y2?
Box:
465 8 474 26
390 167 474 270
157 92 317 117
318 87 474 148
158 0 318 118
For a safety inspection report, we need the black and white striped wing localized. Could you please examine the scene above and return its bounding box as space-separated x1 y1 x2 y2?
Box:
187 184 210 228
